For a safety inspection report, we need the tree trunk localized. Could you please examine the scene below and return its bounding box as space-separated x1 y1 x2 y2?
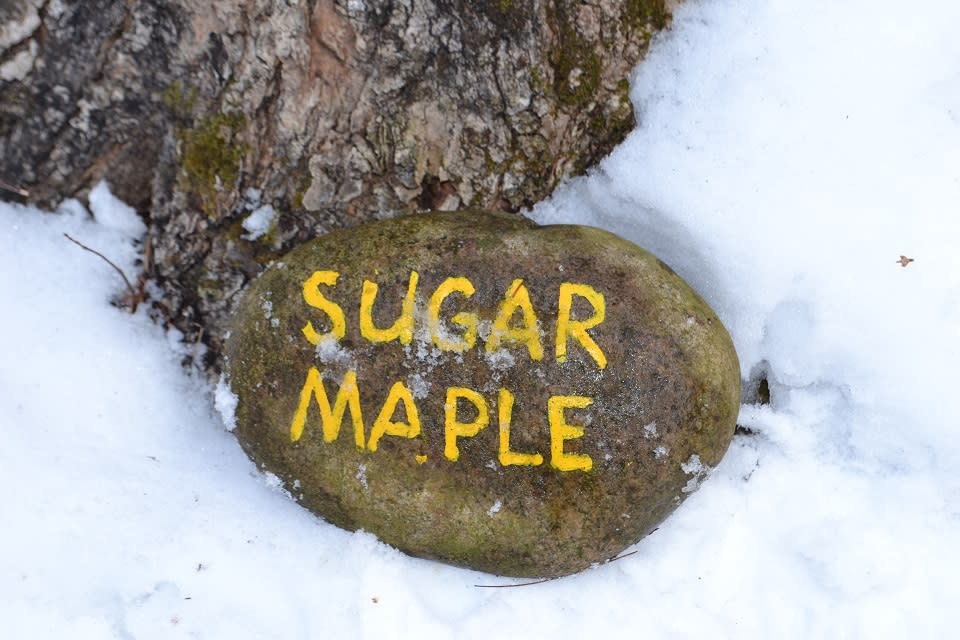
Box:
1 0 670 374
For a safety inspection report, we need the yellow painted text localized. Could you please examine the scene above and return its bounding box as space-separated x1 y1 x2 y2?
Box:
498 388 544 467
301 271 346 345
428 277 478 352
443 387 489 461
367 381 422 451
289 371 595 472
298 272 607 370
289 367 365 449
486 279 544 361
556 282 607 369
360 271 419 345
548 395 594 472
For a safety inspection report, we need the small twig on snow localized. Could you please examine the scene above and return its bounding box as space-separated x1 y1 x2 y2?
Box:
63 233 145 311
473 547 645 588
605 549 638 563
191 324 206 366
474 577 551 588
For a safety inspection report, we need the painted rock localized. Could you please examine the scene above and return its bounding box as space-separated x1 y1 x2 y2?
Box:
225 210 740 578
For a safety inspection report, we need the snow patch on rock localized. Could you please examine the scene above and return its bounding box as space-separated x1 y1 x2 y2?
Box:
214 374 239 432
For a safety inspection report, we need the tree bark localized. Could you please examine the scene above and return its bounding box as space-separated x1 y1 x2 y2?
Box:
1 0 670 374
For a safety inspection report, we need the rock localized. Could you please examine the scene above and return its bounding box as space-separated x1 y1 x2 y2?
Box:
225 210 740 578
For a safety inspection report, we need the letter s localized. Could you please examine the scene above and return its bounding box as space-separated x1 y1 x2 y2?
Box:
301 271 346 344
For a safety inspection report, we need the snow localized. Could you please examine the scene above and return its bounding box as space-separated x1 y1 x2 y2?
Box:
214 375 238 432
3 0 960 637
88 180 147 237
238 189 277 241
679 454 707 493
642 421 658 439
407 372 432 400
316 334 357 368
241 204 277 241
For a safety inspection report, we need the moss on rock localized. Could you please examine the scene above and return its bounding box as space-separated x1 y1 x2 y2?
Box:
547 3 603 109
175 111 247 218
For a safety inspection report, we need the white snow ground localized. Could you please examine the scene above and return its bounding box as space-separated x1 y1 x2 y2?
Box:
3 0 960 637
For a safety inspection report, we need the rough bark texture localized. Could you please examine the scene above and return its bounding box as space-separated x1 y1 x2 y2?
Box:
0 0 670 375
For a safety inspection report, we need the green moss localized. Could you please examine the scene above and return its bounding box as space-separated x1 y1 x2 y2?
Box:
222 221 245 243
175 112 247 217
196 277 225 304
528 64 547 95
475 0 527 31
538 1 667 177
0 82 29 139
162 80 198 121
291 189 306 210
575 79 634 174
167 81 247 218
289 156 313 210
623 0 671 32
546 3 602 108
